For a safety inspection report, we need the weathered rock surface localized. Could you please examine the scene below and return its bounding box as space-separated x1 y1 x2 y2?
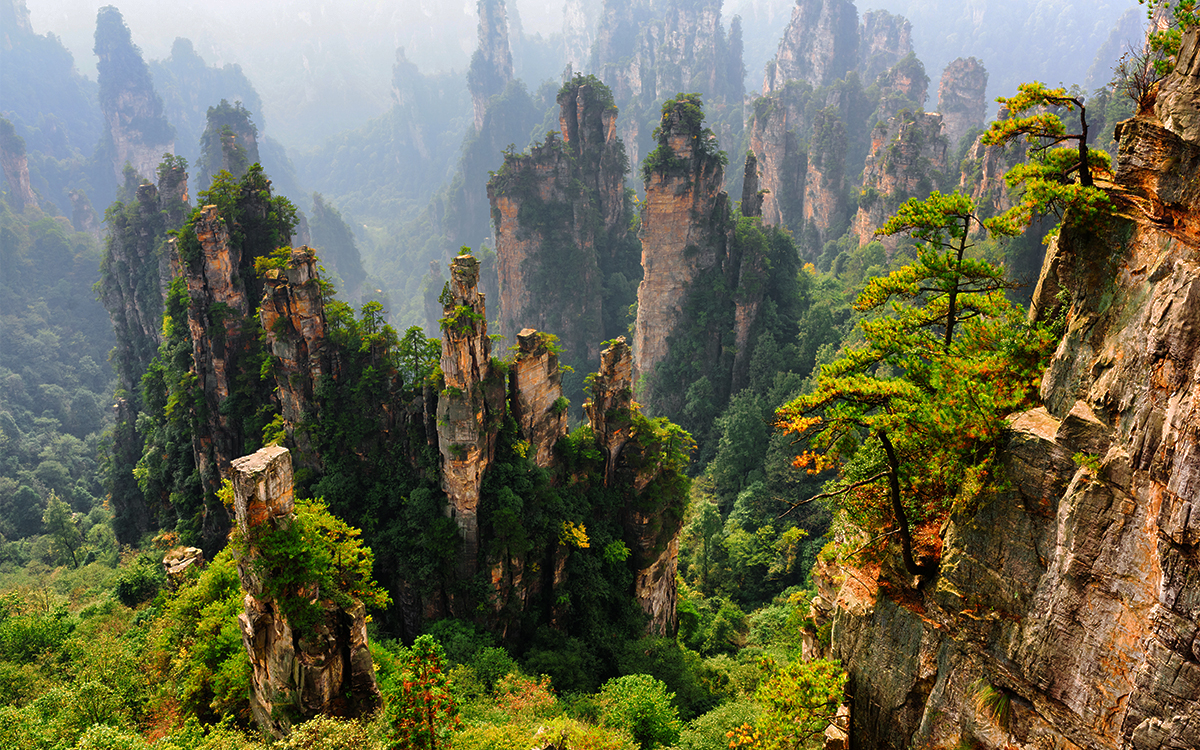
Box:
857 10 914 86
259 247 336 466
468 0 515 132
1155 28 1200 143
437 254 505 578
764 0 859 93
633 101 730 403
936 57 989 150
511 329 568 468
584 337 635 488
488 77 632 368
851 111 946 250
94 7 174 181
827 36 1200 749
232 446 378 737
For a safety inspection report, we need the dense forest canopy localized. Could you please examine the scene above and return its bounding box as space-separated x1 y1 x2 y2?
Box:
2 0 1197 748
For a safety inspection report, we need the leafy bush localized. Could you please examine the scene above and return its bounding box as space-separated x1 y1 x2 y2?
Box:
112 553 165 607
597 674 683 749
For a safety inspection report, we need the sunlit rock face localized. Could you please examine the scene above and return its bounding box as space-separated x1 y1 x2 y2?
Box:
937 57 989 150
436 254 504 579
633 100 730 405
231 445 378 737
825 29 1200 750
857 10 914 86
850 110 946 251
511 329 568 469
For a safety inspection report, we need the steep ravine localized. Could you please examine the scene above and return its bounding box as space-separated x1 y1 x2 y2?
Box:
823 30 1200 750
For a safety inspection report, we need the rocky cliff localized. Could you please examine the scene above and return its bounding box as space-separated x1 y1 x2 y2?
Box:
936 57 989 151
437 253 506 579
591 0 743 170
488 76 634 372
857 10 914 86
0 119 38 212
232 445 378 736
824 29 1200 750
763 0 859 93
511 329 569 469
851 110 946 250
633 96 731 404
468 0 515 133
94 6 174 182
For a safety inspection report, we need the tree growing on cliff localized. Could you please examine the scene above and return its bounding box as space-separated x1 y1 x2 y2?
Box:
776 193 1051 577
980 83 1112 237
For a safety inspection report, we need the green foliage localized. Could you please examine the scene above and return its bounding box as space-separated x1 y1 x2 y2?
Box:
729 658 846 750
1140 1 1199 74
981 83 1112 237
597 674 683 749
641 93 727 184
238 497 390 633
380 634 460 750
112 553 165 607
970 679 1013 728
777 192 1054 575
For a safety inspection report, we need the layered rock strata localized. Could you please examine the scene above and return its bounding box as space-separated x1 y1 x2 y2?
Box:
936 57 989 150
633 101 731 402
857 10 914 86
851 111 947 249
763 0 859 93
827 30 1200 749
437 254 505 577
584 337 635 487
511 329 569 468
232 445 378 737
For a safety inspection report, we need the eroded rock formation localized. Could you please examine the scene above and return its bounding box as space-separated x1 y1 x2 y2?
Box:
437 254 505 577
634 99 731 402
94 6 174 181
488 76 633 369
763 0 859 93
511 329 568 468
259 247 336 466
851 111 946 249
937 57 989 150
857 10 913 86
0 119 38 212
826 29 1200 750
468 0 515 132
232 445 378 736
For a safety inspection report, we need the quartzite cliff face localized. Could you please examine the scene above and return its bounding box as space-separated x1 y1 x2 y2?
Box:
633 100 731 404
824 29 1200 750
488 77 634 370
851 110 946 249
232 445 378 736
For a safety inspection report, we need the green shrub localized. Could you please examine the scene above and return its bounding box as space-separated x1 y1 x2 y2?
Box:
597 674 683 749
112 554 165 607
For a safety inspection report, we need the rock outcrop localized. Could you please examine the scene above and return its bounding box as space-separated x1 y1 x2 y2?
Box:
437 253 505 578
591 0 743 168
259 247 337 466
763 0 859 93
936 57 989 150
511 329 568 469
857 10 914 86
468 0 515 132
488 77 634 371
0 119 38 212
633 97 731 403
232 445 378 737
826 29 1200 750
851 110 946 249
94 6 174 182
584 337 683 635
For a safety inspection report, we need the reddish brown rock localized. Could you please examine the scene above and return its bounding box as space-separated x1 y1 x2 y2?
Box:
851 111 946 250
511 329 568 468
231 446 379 737
0 122 38 213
